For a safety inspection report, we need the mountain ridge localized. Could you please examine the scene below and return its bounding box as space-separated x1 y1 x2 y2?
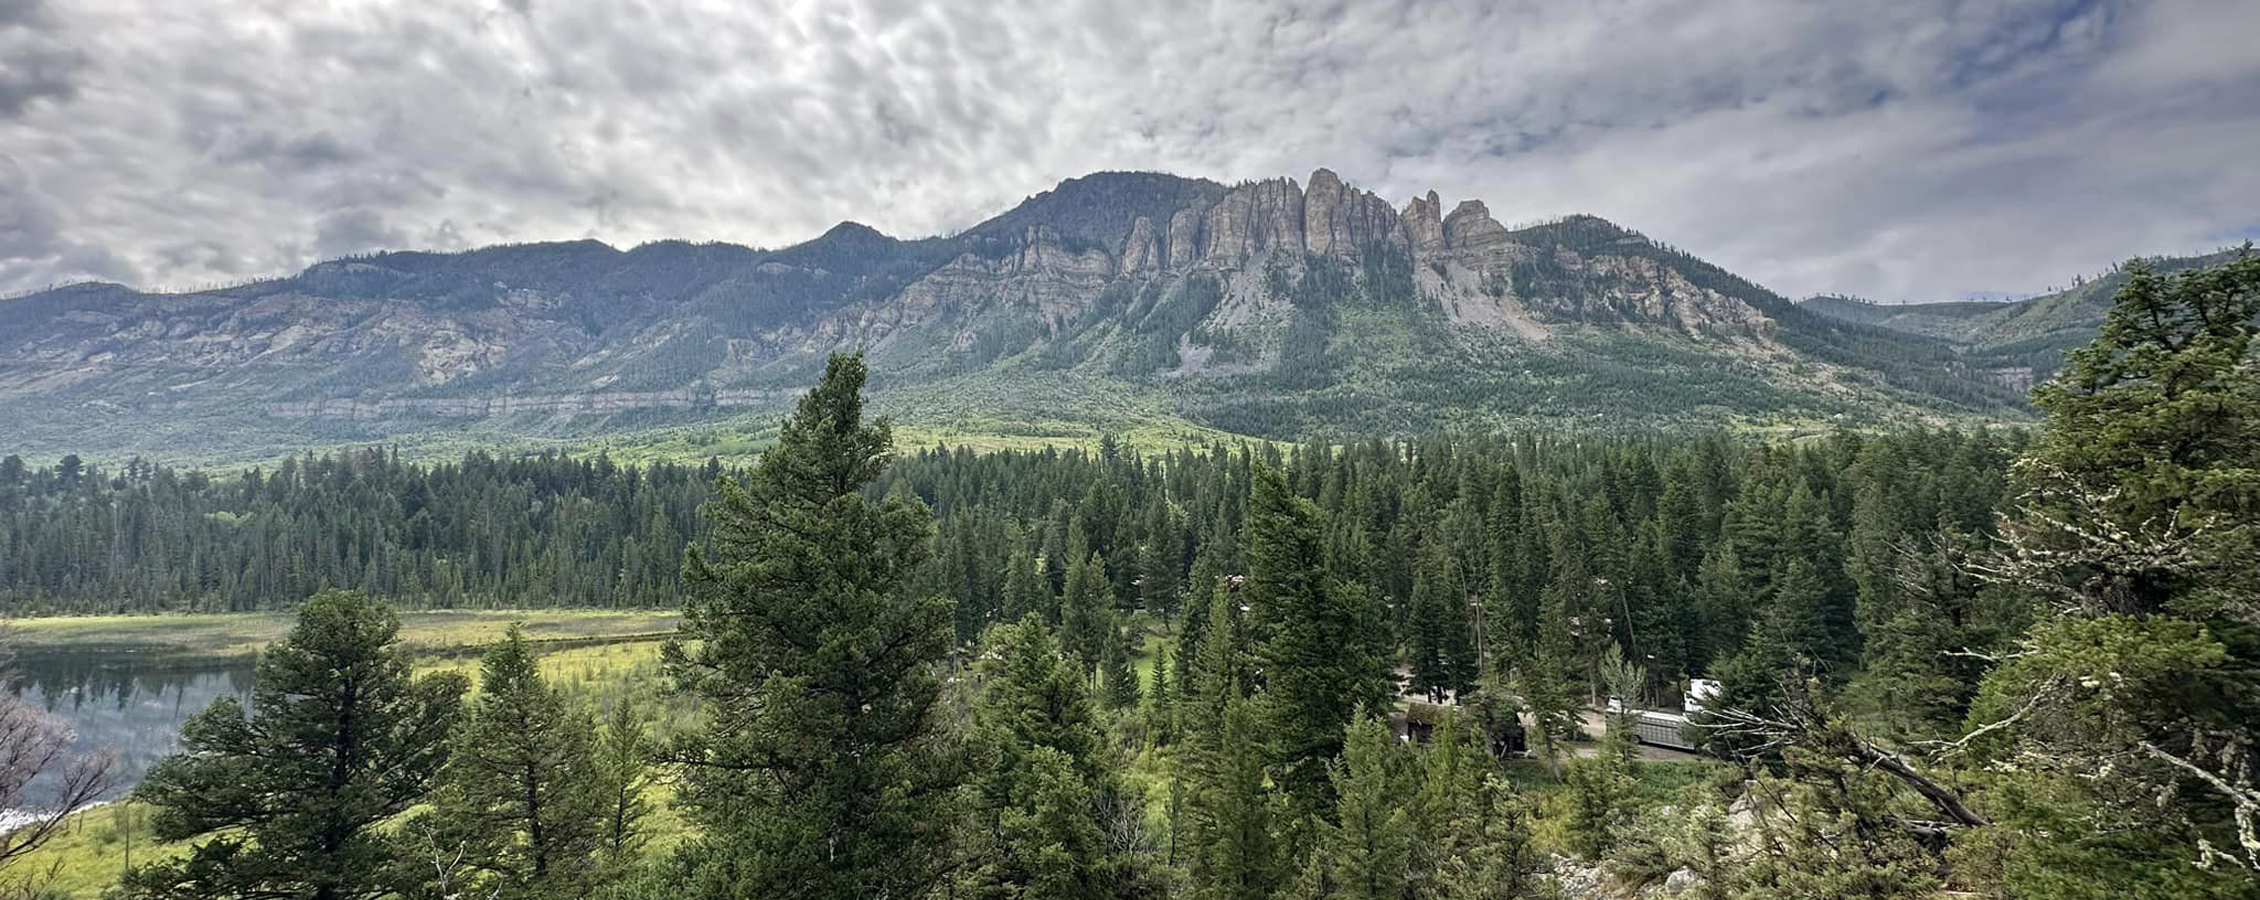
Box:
0 167 2043 462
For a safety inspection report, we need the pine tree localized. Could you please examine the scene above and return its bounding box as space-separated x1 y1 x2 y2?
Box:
1967 251 2260 891
1101 623 1143 712
124 590 468 900
969 618 1141 899
593 699 655 869
1516 577 1583 777
1002 544 1050 625
418 626 606 899
1433 775 1545 900
1187 695 1287 900
1061 551 1113 668
1302 715 1413 900
1246 463 1391 817
664 353 958 899
1141 501 1185 620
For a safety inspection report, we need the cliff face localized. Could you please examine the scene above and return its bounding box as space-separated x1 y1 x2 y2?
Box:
0 167 2026 460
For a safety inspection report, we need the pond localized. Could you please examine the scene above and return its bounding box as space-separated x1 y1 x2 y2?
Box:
5 648 257 811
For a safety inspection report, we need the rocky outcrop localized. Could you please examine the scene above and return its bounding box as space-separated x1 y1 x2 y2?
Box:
1302 168 1409 262
1443 199 1513 256
1120 216 1163 273
1401 190 1447 259
261 388 785 420
1201 177 1306 266
1165 207 1205 270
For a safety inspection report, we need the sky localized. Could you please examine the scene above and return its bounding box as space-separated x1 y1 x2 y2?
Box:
2 0 2256 302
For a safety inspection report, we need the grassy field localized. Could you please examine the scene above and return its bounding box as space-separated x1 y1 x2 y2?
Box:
7 609 679 659
5 610 687 899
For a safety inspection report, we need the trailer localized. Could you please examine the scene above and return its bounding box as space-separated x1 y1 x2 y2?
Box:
1632 710 1698 751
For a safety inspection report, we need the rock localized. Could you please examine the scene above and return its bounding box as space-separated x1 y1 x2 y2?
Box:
1303 168 1408 262
1444 199 1512 255
1401 190 1446 258
1120 216 1161 273
1663 867 1703 895
1165 207 1205 269
1201 177 1305 266
1549 854 1608 899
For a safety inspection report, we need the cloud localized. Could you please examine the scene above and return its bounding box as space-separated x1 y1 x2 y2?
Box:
0 0 2254 302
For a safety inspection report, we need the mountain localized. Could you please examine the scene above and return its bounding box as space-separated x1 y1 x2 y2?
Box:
1799 247 2251 390
0 169 2037 463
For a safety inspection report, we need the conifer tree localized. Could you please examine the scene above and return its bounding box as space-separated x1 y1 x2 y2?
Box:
1061 551 1113 668
969 618 1142 899
1002 545 1050 624
1301 715 1413 900
1516 577 1583 776
1187 695 1287 900
1101 623 1143 712
1433 775 1545 900
593 699 655 869
1408 538 1474 703
664 353 958 899
124 590 468 900
429 627 605 898
1246 463 1391 817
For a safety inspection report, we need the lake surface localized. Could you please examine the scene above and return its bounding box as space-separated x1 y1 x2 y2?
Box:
6 649 256 809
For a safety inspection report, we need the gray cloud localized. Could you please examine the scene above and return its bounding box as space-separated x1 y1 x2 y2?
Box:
0 0 2255 302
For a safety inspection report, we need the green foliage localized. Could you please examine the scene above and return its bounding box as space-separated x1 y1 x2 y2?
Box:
593 699 657 869
1299 716 1413 900
1185 696 1289 900
1560 751 1635 860
662 353 961 899
1246 463 1392 818
121 589 468 900
967 618 1148 900
410 626 607 899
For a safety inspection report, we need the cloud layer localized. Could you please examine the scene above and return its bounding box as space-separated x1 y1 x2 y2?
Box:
2 0 2255 301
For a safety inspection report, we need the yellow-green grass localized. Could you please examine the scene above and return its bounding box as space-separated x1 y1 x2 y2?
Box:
7 609 679 658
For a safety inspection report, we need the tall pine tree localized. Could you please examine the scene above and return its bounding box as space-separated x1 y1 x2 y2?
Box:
664 353 959 899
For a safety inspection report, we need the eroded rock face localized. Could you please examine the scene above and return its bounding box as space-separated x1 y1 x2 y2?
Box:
1302 168 1409 262
1121 216 1162 273
1166 207 1205 270
1444 199 1513 256
1201 177 1306 266
1401 190 1447 258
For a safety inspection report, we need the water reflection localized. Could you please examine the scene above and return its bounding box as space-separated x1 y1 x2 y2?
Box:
7 649 256 809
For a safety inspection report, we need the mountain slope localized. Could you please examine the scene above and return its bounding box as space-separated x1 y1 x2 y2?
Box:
0 168 2034 462
1799 247 2251 387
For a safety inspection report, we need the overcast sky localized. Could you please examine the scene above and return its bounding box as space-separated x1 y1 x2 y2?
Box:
2 0 2255 302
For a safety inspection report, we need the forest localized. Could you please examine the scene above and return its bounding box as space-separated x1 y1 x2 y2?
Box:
0 252 2254 899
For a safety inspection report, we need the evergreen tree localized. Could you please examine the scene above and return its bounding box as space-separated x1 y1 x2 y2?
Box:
1301 716 1412 900
1516 578 1583 776
593 699 656 869
663 353 959 899
968 618 1142 900
1002 545 1051 624
1407 538 1475 703
1246 463 1391 817
1187 695 1288 900
1101 622 1143 712
1433 775 1545 900
1967 251 2260 893
418 626 606 899
124 590 468 900
1061 551 1113 668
